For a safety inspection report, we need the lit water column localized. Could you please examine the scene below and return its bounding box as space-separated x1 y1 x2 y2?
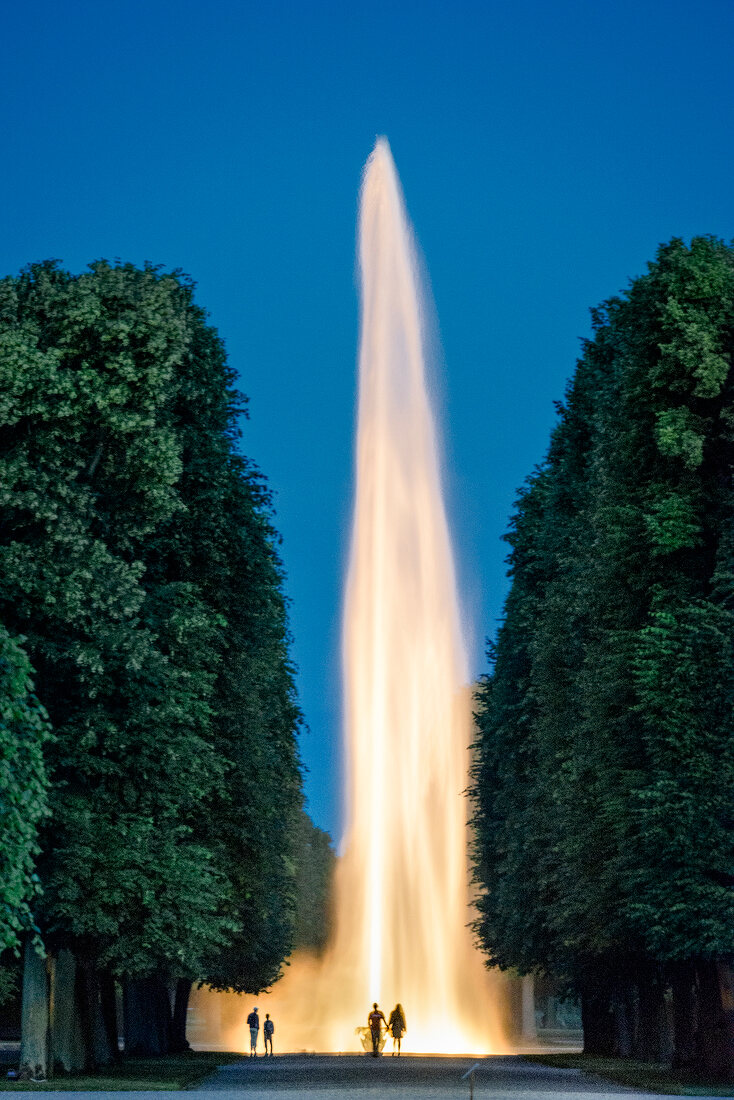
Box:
342 137 471 1047
189 138 506 1056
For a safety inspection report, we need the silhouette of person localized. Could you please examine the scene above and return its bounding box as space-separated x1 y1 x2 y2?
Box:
263 1013 274 1057
367 1002 387 1057
388 1003 406 1055
246 1006 259 1058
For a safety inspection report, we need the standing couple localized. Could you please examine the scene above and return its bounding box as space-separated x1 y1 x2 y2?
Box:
367 1001 407 1056
246 1006 275 1057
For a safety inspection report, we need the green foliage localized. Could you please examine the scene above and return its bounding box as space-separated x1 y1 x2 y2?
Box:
0 629 50 952
0 260 303 988
471 237 734 995
136 292 305 993
654 408 705 468
292 810 336 953
0 960 19 1007
644 489 703 555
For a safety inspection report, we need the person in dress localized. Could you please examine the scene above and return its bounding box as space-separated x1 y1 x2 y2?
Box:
388 1003 406 1056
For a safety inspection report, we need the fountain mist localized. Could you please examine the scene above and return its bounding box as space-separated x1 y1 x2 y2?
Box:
191 138 503 1054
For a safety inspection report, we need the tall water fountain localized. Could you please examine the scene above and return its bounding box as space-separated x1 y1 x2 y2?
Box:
332 136 498 1051
193 138 502 1053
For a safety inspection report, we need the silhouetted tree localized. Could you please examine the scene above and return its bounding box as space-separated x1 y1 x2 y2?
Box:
472 238 734 1076
0 261 304 1069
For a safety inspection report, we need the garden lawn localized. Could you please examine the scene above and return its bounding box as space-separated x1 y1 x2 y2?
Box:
526 1053 734 1095
0 1051 243 1090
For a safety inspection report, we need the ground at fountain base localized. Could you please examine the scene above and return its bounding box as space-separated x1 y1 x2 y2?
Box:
194 1052 644 1097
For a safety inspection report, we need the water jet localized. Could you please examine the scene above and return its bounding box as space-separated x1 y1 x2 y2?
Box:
191 139 503 1053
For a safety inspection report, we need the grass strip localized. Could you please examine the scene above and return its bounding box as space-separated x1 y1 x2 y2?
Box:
525 1052 734 1095
0 1050 243 1091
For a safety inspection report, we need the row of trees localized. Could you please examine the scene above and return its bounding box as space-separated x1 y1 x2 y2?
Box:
471 238 734 1075
0 260 309 1074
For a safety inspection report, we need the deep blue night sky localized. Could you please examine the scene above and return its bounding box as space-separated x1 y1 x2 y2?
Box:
3 0 733 837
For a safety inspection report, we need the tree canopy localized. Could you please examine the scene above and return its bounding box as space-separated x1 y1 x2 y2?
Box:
0 259 304 1068
471 237 734 1071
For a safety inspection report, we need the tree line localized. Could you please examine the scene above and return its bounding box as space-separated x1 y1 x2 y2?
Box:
0 260 329 1075
471 237 734 1077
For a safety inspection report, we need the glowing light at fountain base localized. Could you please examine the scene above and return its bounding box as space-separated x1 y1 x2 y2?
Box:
190 947 508 1055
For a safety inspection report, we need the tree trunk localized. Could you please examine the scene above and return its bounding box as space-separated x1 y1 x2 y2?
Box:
671 961 697 1070
521 974 536 1040
500 975 523 1040
171 979 192 1053
123 976 172 1056
50 950 86 1073
695 959 734 1080
611 983 633 1058
19 939 49 1080
75 960 98 1071
715 962 734 1077
98 972 119 1061
79 959 113 1069
632 969 670 1063
582 992 614 1055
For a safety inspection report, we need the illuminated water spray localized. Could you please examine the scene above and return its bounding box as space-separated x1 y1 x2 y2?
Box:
284 135 504 1053
335 135 488 1049
192 138 503 1054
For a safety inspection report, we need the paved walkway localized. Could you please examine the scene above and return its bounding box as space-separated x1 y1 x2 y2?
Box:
195 1053 636 1097
18 1054 733 1100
